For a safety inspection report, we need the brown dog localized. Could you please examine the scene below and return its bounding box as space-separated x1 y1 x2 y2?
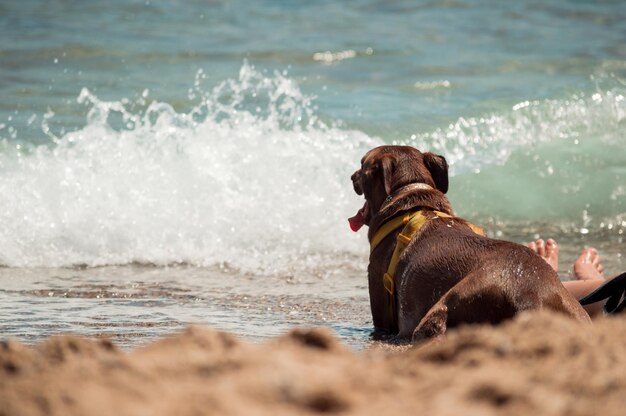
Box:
349 145 590 342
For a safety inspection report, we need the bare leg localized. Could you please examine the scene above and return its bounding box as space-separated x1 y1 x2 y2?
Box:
528 240 606 317
573 247 605 281
527 239 559 272
564 248 606 317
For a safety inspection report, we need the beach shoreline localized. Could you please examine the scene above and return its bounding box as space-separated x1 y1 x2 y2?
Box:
2 2 625 414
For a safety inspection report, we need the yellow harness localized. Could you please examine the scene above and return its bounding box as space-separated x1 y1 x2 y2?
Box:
370 210 485 332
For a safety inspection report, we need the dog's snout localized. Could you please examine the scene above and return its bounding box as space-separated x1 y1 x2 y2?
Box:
351 170 363 195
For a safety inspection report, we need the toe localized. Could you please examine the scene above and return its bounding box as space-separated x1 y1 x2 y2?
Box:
591 253 600 267
536 239 546 257
581 248 595 263
574 247 605 281
546 239 559 255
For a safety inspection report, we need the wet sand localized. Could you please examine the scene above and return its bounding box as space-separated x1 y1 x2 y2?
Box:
2 310 626 416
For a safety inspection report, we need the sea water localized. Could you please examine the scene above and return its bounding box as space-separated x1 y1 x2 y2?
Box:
0 0 624 348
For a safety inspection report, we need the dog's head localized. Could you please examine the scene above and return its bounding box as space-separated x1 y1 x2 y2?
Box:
349 145 450 232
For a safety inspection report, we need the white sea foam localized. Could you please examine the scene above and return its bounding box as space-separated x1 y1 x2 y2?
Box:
0 63 380 270
409 89 626 175
1 65 625 270
405 84 626 229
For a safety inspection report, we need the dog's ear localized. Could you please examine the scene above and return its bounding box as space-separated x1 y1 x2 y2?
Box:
423 152 448 194
380 155 396 196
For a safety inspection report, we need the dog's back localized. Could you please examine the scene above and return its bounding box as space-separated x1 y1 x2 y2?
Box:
394 217 590 340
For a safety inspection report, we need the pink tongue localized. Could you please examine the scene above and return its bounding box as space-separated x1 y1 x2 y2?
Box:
348 203 368 232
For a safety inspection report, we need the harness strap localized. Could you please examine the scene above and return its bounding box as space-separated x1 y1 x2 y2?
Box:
370 210 485 332
370 211 427 253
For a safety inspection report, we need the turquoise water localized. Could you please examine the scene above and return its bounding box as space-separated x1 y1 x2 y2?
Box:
0 0 624 347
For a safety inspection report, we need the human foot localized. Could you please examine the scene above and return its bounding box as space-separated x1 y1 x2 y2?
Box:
528 238 559 272
573 248 605 281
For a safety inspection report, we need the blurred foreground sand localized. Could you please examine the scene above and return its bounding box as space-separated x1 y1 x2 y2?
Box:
2 311 625 416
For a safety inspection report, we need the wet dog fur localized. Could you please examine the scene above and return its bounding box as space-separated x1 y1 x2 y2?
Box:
350 145 591 342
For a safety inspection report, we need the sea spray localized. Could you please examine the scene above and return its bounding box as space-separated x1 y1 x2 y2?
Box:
1 65 624 271
0 63 380 270
406 74 626 234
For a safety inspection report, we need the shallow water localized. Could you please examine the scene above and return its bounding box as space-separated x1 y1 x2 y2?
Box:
0 230 622 350
0 265 372 348
0 0 624 348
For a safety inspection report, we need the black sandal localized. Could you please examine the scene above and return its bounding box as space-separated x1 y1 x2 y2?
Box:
579 272 626 314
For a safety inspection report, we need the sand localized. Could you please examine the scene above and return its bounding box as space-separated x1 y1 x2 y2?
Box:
2 311 626 416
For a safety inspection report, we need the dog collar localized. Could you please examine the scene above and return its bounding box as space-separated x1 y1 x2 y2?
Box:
379 183 434 213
